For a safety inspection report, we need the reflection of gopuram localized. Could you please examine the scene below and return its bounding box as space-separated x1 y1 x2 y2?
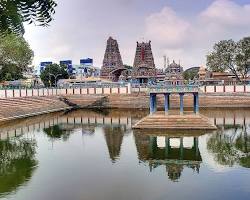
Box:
103 126 126 162
134 132 202 181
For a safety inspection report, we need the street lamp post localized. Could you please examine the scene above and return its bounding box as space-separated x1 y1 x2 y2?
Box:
49 73 62 87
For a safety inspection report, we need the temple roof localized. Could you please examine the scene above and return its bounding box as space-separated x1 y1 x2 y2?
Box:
169 60 180 68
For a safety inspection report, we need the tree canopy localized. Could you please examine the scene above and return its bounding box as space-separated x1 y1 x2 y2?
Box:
207 37 250 81
40 63 69 87
0 0 57 35
183 67 199 81
0 33 33 81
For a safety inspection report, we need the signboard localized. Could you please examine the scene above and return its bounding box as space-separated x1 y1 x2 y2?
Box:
80 58 93 65
60 60 72 65
40 61 52 66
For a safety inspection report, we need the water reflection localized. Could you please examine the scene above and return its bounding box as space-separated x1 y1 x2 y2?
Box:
134 130 203 181
0 138 37 197
207 125 250 168
103 126 124 162
44 125 73 141
0 109 136 140
0 109 250 200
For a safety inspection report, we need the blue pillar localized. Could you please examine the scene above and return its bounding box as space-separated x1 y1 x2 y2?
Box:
193 93 196 113
150 93 157 114
164 93 170 114
179 93 184 115
150 93 154 114
153 94 157 113
193 93 199 114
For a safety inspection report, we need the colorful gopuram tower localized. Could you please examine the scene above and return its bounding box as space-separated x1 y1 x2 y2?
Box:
131 41 156 84
100 37 123 81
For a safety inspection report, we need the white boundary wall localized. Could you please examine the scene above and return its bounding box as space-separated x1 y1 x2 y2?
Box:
0 84 131 99
1 84 249 98
200 85 250 93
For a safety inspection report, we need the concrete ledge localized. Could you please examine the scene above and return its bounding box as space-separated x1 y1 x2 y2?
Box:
133 111 217 130
0 106 71 123
1 93 250 124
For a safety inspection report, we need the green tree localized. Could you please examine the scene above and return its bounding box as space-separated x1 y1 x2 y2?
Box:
207 38 250 82
235 37 250 80
0 0 57 35
207 40 239 79
0 33 33 81
40 63 69 87
183 67 199 80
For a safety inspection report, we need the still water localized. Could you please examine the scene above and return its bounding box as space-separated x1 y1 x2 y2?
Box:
0 109 250 200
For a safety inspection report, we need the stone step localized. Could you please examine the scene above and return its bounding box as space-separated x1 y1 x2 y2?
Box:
133 112 217 130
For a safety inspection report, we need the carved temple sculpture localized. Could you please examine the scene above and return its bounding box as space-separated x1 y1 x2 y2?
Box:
131 41 157 84
100 37 124 81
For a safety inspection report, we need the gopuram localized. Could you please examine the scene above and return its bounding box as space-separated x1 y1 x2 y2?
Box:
131 41 156 84
100 37 124 81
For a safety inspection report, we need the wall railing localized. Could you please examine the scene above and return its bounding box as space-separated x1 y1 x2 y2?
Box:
148 85 200 94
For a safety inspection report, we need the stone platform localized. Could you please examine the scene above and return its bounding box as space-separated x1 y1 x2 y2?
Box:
132 111 217 130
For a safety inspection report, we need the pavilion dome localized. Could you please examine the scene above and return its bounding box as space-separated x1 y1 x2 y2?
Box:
169 60 179 68
165 60 183 74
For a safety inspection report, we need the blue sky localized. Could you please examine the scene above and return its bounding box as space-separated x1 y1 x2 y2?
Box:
24 0 250 69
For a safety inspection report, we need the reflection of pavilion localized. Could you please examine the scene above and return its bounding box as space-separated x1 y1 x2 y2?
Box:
134 131 202 181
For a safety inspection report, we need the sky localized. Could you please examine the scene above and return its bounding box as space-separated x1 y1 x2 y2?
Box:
24 0 250 69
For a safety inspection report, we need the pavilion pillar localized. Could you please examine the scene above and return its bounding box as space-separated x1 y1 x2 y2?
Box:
164 93 170 114
153 94 157 113
180 137 184 159
150 93 157 114
194 137 199 158
179 93 184 115
165 137 169 157
149 136 154 157
193 93 199 114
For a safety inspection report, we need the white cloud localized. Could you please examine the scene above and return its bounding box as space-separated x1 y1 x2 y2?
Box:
145 7 190 49
144 0 250 68
24 0 250 70
200 0 250 27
